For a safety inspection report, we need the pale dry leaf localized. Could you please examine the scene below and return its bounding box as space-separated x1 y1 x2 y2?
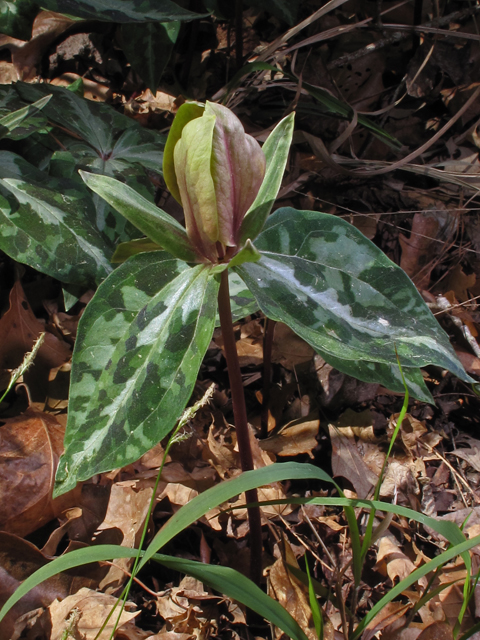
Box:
51 73 111 101
0 60 19 82
450 435 480 472
394 414 428 454
203 422 239 479
438 569 474 630
380 460 420 506
96 481 154 592
146 634 194 640
10 11 75 80
260 415 319 458
155 576 217 637
48 587 138 640
268 534 317 640
376 536 427 588
0 281 71 401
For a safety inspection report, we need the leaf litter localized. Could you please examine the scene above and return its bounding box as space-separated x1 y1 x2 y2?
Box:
2 0 480 637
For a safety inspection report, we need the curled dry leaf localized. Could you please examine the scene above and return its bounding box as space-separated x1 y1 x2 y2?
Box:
375 536 427 588
156 576 219 638
363 601 411 640
7 11 75 80
44 587 139 640
0 410 78 537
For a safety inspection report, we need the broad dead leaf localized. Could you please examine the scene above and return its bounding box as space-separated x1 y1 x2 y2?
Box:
8 11 75 80
0 410 77 536
364 601 411 640
156 576 219 637
450 434 480 472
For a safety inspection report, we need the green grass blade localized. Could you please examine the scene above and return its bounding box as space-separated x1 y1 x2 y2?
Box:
139 462 340 569
305 556 323 639
351 534 480 640
153 554 309 640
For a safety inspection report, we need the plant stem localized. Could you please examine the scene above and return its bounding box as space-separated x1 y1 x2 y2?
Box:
218 268 263 585
260 318 276 439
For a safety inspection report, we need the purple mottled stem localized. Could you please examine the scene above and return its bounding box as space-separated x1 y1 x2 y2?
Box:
218 269 263 586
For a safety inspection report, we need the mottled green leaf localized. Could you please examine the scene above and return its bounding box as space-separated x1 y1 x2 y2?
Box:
163 101 205 204
80 171 198 262
121 21 180 93
15 82 165 241
54 253 219 496
228 239 261 268
315 350 433 403
0 95 51 140
111 237 162 263
15 82 165 169
37 0 206 22
0 0 38 39
240 112 294 244
0 151 113 286
0 85 50 140
214 270 258 327
236 208 471 399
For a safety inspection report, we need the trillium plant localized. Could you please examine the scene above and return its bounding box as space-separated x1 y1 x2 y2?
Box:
54 100 471 581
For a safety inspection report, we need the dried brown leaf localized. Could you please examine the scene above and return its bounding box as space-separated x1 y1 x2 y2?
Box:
416 622 454 640
260 415 319 458
399 213 440 289
271 323 314 370
0 281 71 401
0 533 96 639
268 535 317 640
329 410 379 499
46 587 139 640
0 410 78 536
96 481 155 592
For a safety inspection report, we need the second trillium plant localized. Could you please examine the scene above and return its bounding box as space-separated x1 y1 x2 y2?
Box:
54 101 472 500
